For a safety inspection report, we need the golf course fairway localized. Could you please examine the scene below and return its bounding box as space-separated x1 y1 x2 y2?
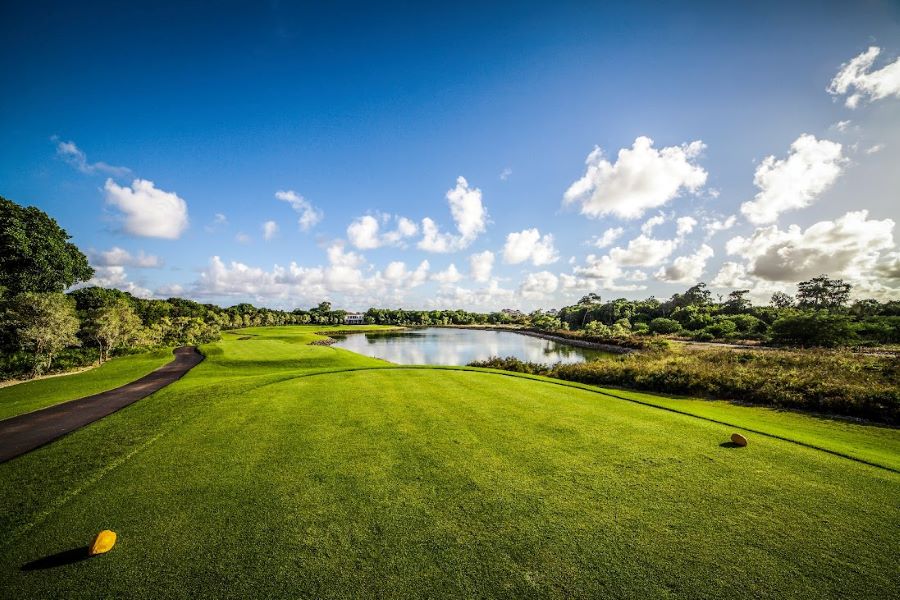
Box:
1 326 897 598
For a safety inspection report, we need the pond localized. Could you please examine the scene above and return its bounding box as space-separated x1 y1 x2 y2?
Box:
329 327 614 366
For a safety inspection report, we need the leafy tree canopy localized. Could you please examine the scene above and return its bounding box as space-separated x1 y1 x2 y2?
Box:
0 196 94 295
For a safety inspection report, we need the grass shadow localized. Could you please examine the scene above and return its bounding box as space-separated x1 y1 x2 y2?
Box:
21 546 91 571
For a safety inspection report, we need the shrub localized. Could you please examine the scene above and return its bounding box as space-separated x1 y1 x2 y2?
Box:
475 348 900 424
770 311 856 347
649 318 682 334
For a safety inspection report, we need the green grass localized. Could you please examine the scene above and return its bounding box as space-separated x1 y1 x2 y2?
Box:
1 326 898 598
0 349 174 420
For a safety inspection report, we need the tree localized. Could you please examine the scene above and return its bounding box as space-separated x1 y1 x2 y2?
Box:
0 196 93 295
649 317 682 334
770 291 794 309
770 312 856 347
796 275 851 310
8 292 80 376
83 299 145 362
723 290 751 314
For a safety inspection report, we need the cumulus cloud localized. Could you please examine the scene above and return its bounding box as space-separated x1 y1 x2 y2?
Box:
519 271 559 298
740 134 845 225
53 137 131 177
655 244 714 284
275 190 323 231
711 261 753 288
104 178 189 239
91 247 161 268
418 177 488 253
703 215 737 238
195 243 431 306
676 216 697 237
502 228 559 265
347 214 418 249
608 234 678 267
590 227 624 248
81 266 152 298
262 220 278 241
641 214 666 235
432 263 463 283
828 46 900 108
725 210 896 286
469 251 494 283
429 279 515 311
563 136 707 220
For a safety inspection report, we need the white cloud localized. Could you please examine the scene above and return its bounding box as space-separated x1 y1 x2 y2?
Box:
502 228 559 266
740 134 845 224
347 214 419 249
866 143 885 155
235 232 251 244
500 167 512 181
703 215 737 238
82 266 152 298
347 215 381 249
676 216 697 237
655 244 714 284
262 220 278 241
828 46 900 108
429 279 515 311
469 251 494 283
53 137 130 177
104 178 189 239
194 243 432 307
205 213 228 233
447 176 488 242
831 120 852 132
641 214 666 235
418 177 488 253
590 227 624 248
563 136 707 220
91 247 161 268
519 271 559 298
275 190 323 231
726 210 896 286
432 263 463 283
711 262 753 288
608 234 678 267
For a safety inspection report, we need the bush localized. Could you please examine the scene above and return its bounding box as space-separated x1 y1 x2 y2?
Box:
475 348 900 424
770 311 856 348
649 318 682 334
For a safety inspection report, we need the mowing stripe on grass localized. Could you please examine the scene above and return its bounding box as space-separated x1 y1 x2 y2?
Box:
260 365 900 474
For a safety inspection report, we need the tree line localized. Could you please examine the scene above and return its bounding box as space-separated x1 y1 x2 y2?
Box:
540 278 899 347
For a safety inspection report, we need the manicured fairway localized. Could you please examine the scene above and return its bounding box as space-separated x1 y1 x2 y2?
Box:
0 326 897 598
0 349 174 420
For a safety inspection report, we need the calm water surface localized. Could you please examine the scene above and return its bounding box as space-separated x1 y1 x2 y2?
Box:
330 327 613 366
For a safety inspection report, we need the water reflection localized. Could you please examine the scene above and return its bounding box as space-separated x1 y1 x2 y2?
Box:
331 328 612 366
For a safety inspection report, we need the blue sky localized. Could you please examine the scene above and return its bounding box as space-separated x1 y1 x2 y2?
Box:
2 1 899 310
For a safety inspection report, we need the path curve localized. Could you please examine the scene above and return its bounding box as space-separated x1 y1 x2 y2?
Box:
0 346 203 463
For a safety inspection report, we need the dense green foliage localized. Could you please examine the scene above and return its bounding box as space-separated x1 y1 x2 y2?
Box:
0 326 897 598
363 307 527 326
0 196 93 295
470 348 900 424
554 280 900 347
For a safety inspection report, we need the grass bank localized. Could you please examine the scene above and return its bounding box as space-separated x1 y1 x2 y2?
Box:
0 348 174 420
471 348 900 424
0 326 897 598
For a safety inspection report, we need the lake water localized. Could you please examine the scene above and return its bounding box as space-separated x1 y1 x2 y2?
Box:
330 327 613 366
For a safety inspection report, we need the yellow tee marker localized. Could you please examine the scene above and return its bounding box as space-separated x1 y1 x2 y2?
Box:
88 530 117 556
